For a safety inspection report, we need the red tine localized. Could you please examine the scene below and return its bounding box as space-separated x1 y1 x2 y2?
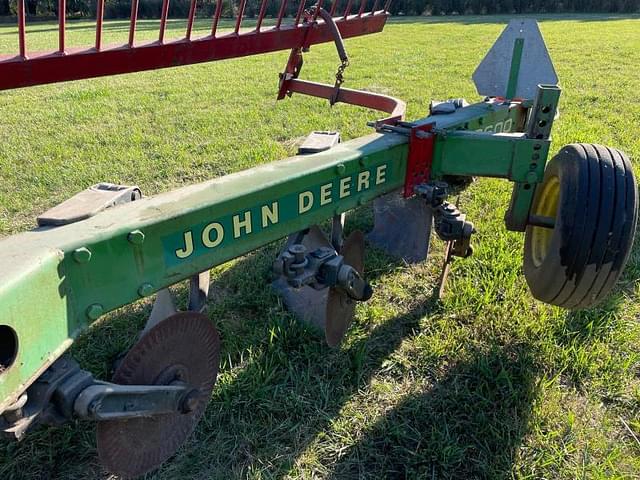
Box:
17 0 26 58
95 0 105 50
294 0 306 25
312 0 323 21
329 0 338 16
159 0 170 43
358 0 366 16
370 0 378 13
275 0 288 29
211 0 223 36
383 0 391 12
234 0 246 34
58 0 66 53
342 0 352 19
255 0 268 31
186 0 197 39
129 0 139 47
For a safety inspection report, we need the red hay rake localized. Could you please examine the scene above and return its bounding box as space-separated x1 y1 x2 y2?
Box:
1 0 392 92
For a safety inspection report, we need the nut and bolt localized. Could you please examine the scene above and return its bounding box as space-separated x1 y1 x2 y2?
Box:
181 391 200 414
138 283 154 297
288 244 307 264
87 400 102 415
86 304 104 320
128 230 145 245
73 247 92 264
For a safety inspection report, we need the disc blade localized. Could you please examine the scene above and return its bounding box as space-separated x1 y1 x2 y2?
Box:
325 230 365 347
97 312 220 479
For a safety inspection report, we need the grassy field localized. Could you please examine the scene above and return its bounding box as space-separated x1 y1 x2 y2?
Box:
1 13 640 480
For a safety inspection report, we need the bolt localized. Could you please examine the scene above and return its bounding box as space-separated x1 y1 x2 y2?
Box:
359 156 368 166
288 244 307 264
181 391 200 414
73 247 92 264
335 163 346 175
87 400 101 414
357 197 366 206
526 171 539 184
86 304 104 320
128 229 145 245
138 283 154 297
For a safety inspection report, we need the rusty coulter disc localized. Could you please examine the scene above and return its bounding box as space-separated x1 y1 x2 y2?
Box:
96 312 220 479
325 230 365 347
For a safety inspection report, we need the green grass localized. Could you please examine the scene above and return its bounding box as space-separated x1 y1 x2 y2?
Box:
1 13 640 480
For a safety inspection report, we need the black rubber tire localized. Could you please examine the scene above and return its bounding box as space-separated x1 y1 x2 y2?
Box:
524 144 638 310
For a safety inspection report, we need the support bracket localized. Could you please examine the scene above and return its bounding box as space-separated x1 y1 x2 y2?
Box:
404 123 436 198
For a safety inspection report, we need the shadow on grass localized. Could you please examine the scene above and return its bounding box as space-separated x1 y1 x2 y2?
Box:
326 343 537 479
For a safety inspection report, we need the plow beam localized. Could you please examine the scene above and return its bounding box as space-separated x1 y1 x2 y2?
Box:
0 98 536 413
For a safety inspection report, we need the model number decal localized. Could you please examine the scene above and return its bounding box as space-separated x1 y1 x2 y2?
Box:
476 118 513 133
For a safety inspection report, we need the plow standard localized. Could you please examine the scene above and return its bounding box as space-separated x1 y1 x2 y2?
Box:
0 3 637 478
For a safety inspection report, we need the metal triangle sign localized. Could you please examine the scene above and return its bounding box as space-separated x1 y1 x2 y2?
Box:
472 19 559 100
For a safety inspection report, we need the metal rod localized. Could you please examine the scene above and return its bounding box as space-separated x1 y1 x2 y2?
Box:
159 0 171 43
383 0 391 12
95 0 105 50
358 0 366 16
295 0 306 25
234 0 246 34
329 0 338 16
17 0 26 58
275 0 288 29
343 0 353 18
528 214 555 229
58 0 66 53
312 0 323 21
186 0 197 39
370 0 378 14
129 0 140 47
211 0 223 36
255 0 268 31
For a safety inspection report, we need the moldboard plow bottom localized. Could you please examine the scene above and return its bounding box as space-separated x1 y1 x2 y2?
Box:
0 5 637 478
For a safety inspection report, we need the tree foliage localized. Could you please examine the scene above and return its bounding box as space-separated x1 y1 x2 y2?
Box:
0 0 638 19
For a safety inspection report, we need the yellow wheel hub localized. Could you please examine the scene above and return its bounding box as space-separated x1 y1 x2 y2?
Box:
530 176 560 267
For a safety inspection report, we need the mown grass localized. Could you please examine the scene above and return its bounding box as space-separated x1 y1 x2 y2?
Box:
0 13 639 480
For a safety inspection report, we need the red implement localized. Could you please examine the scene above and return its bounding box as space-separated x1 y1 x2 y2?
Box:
0 2 389 92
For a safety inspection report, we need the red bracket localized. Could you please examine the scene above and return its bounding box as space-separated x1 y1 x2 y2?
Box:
403 123 436 198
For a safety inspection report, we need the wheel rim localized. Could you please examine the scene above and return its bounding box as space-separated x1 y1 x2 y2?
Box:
531 176 560 267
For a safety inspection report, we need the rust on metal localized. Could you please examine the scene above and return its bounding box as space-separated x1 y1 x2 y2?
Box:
325 230 365 347
97 312 220 479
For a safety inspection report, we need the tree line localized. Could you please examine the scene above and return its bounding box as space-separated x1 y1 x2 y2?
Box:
1 0 638 19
